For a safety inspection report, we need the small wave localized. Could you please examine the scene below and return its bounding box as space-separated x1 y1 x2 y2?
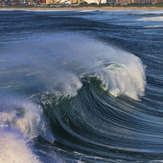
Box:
143 25 163 28
137 16 163 22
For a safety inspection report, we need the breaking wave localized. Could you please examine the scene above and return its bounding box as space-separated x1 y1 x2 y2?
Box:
0 33 146 162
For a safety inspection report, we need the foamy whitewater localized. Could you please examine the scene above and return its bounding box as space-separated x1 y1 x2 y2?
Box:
0 9 163 163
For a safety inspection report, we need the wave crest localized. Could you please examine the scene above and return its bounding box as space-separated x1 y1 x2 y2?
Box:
94 56 146 100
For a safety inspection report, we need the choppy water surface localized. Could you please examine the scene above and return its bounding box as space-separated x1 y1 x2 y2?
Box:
0 9 163 163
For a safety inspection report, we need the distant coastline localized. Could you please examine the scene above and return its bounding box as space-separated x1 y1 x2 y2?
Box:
1 6 163 10
1 3 163 10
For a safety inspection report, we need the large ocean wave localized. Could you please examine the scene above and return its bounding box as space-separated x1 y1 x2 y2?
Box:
0 33 148 162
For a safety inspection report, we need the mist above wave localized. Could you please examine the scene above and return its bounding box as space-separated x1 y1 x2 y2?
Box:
1 33 146 100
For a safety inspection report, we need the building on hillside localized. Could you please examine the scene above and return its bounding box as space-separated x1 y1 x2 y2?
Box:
45 0 106 4
131 0 155 3
116 0 163 4
129 0 163 3
100 0 107 3
84 0 99 4
154 0 163 2
60 0 71 4
45 0 71 4
27 0 162 5
83 0 107 4
119 0 128 5
107 0 115 4
71 0 77 3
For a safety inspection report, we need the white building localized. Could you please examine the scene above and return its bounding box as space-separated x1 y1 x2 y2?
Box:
84 0 107 4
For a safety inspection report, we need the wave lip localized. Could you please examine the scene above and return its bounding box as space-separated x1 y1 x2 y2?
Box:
100 55 146 100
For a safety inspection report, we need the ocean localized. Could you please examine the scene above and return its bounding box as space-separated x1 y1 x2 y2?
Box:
0 9 163 163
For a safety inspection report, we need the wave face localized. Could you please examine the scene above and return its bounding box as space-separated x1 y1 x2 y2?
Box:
0 10 163 163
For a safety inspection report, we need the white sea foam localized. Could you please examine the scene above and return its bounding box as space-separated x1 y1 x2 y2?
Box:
0 128 40 163
137 16 163 22
143 25 163 28
0 97 54 142
88 53 146 100
44 72 82 97
100 55 146 100
78 39 146 100
0 97 55 163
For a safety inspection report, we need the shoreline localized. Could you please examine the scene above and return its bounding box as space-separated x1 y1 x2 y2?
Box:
1 6 163 10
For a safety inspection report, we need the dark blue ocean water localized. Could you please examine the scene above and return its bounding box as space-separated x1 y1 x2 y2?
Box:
0 9 163 163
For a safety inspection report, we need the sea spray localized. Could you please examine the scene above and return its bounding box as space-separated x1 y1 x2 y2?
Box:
1 33 146 100
0 128 40 163
0 96 56 163
0 97 54 142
